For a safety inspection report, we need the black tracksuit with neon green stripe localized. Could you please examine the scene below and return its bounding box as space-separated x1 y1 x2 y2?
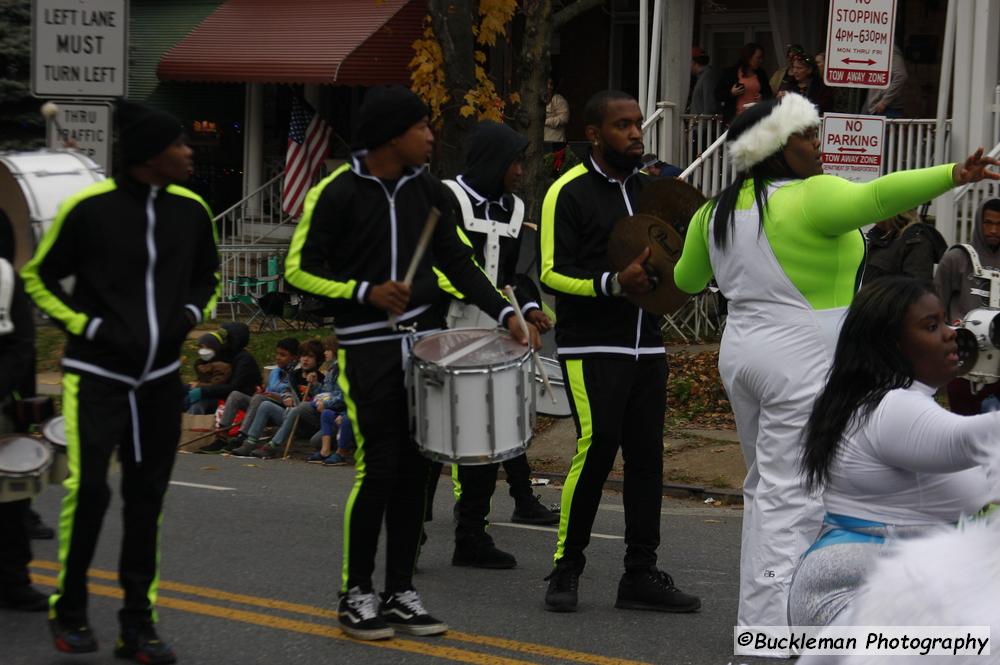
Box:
539 156 667 573
285 155 513 594
20 174 220 625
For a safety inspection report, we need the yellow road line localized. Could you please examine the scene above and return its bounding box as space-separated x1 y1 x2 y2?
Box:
31 561 651 665
32 574 539 665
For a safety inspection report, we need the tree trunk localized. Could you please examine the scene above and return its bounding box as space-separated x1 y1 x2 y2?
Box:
427 1 478 177
512 0 555 225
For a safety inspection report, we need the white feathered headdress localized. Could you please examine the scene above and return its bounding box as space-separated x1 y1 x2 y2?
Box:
725 93 820 174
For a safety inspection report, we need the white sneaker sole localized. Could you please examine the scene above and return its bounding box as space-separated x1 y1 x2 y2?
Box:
339 623 394 641
389 621 448 636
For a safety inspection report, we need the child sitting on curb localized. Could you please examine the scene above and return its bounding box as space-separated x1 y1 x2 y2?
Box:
307 336 355 465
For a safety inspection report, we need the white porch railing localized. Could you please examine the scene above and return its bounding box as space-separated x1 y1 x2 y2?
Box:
214 172 298 246
677 116 953 200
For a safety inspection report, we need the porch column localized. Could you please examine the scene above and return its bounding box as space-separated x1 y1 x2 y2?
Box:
243 83 264 213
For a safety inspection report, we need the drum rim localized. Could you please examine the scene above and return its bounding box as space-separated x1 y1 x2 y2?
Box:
415 443 531 466
42 415 67 446
0 436 54 476
412 354 532 373
411 329 531 368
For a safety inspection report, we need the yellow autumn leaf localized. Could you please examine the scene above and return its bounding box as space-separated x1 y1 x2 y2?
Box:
460 104 476 118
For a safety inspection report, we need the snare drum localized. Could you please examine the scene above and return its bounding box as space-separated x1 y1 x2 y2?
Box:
0 435 52 502
410 329 534 465
535 356 572 418
42 416 68 485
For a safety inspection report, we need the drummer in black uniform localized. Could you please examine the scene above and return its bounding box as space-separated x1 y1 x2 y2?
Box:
0 209 48 612
284 86 539 641
538 90 701 613
430 120 559 571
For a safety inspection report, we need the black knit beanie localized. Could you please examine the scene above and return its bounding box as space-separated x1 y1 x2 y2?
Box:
355 86 430 150
115 99 184 167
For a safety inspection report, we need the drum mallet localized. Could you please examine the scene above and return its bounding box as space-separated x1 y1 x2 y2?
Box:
503 285 557 405
41 102 68 145
390 207 441 329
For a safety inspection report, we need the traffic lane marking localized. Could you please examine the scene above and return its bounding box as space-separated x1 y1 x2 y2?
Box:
168 480 236 491
490 522 624 540
30 562 652 665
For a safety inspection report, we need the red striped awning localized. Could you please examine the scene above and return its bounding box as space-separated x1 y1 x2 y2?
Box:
157 0 425 85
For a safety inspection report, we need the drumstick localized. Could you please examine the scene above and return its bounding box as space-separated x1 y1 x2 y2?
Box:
390 207 441 328
403 207 441 286
503 285 557 404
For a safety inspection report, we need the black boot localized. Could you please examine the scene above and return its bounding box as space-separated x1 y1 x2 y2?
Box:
49 617 98 654
615 567 701 613
544 563 581 612
512 494 560 526
452 533 516 569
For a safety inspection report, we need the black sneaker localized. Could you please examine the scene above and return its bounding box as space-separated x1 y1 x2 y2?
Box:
228 441 258 457
379 589 448 636
0 585 49 611
452 534 517 569
49 617 98 654
615 568 701 613
223 432 247 453
544 565 580 612
195 437 228 454
114 622 177 664
338 587 394 640
512 494 560 526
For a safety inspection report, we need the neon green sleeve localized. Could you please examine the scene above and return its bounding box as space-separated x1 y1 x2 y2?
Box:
673 202 715 294
787 164 956 237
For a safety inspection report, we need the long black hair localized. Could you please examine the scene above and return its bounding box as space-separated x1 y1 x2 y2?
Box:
801 277 938 490
710 99 799 249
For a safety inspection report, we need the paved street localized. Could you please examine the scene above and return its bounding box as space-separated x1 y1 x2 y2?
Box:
3 453 758 665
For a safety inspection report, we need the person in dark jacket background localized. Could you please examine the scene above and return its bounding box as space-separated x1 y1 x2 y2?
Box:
714 42 773 124
862 209 947 286
427 120 559 572
21 99 220 663
934 198 1000 414
186 322 260 415
0 208 49 613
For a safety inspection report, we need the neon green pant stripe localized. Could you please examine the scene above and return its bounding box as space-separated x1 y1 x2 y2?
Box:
50 372 81 617
554 360 592 564
148 510 165 623
337 349 367 593
450 464 461 501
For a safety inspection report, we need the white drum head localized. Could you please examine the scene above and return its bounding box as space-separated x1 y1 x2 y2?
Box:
0 435 52 476
412 329 527 368
43 416 67 448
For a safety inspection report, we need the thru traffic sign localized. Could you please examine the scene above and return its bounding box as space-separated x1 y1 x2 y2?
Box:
824 0 897 89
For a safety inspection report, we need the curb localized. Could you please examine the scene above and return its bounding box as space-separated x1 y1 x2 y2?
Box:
495 469 744 506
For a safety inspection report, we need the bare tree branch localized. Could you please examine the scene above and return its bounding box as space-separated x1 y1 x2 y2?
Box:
553 0 604 29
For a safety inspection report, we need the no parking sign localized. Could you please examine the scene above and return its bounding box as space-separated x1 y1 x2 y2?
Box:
821 113 885 183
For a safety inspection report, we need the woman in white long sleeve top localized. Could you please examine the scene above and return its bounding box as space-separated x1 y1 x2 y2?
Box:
789 276 999 627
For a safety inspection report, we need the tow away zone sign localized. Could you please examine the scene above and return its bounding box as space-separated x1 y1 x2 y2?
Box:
825 0 896 89
822 113 885 183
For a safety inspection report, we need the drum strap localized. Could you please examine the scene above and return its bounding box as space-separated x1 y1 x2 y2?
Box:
0 258 15 336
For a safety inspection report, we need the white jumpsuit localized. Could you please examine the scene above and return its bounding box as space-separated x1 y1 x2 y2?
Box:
709 184 839 656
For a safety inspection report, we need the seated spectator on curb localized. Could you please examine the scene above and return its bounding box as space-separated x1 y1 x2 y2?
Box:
187 323 260 416
185 330 231 412
306 335 355 466
247 339 327 459
197 337 298 454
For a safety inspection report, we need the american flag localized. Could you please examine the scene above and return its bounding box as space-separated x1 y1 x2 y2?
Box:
282 97 332 218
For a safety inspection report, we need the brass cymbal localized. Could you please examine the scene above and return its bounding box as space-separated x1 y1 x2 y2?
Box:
636 178 707 237
607 213 691 316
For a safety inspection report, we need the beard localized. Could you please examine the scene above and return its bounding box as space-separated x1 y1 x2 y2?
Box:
601 144 643 173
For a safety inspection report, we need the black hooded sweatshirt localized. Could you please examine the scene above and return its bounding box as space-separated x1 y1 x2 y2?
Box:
444 121 540 305
198 322 261 400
